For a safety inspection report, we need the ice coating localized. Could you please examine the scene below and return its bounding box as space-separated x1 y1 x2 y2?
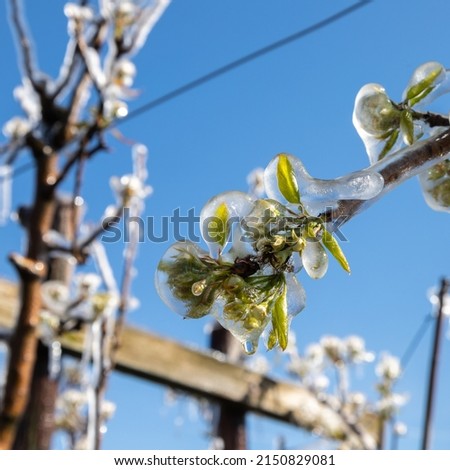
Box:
212 298 270 355
200 191 255 258
418 159 450 213
402 61 450 109
284 273 306 318
353 84 400 137
213 273 306 354
264 154 384 215
155 241 215 319
352 84 403 164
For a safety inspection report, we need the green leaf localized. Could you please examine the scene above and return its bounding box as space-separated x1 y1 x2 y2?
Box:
378 128 400 161
322 229 351 273
277 154 300 204
400 110 414 145
271 282 288 350
214 202 229 248
408 86 434 107
406 66 442 103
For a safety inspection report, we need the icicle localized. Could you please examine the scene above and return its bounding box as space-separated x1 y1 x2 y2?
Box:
49 341 62 379
0 165 13 225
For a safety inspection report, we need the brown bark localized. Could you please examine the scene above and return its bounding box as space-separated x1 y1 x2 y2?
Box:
0 143 57 449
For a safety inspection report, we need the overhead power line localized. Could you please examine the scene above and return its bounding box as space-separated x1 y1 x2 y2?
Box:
119 0 372 123
8 0 372 177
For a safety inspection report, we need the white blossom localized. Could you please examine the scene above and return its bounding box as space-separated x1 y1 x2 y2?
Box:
320 336 345 363
345 335 375 364
13 78 41 124
100 400 116 422
57 388 87 410
376 353 401 381
2 117 31 139
375 393 408 417
112 59 136 87
110 173 152 205
306 343 325 367
64 3 94 21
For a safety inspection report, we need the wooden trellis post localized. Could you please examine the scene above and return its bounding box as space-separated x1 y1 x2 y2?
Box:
0 278 377 449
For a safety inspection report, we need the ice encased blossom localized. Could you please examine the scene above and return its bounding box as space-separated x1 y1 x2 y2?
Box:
264 153 384 215
402 61 450 109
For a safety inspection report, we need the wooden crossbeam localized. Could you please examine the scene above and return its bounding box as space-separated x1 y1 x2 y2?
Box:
0 279 376 448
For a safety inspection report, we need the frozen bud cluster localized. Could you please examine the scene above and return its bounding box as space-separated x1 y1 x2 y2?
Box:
353 61 450 210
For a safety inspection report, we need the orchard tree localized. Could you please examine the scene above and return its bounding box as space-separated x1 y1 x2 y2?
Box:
1 0 449 451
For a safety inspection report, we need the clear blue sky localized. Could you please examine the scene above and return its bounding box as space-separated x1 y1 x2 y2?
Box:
1 0 450 450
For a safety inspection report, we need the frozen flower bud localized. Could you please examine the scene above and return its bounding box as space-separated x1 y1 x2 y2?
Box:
353 83 400 138
113 59 136 87
2 117 31 139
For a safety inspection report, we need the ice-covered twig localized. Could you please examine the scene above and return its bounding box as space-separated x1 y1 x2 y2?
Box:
9 0 38 87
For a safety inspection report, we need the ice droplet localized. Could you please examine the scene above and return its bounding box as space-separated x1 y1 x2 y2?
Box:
264 154 384 215
244 340 257 355
301 242 328 279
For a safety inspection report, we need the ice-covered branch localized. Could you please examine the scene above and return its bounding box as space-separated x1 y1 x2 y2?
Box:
321 127 450 225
